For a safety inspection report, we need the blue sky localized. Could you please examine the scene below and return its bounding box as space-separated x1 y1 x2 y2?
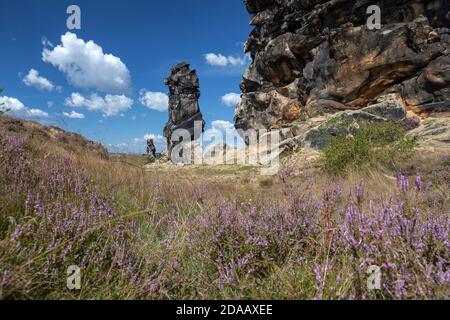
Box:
0 0 251 152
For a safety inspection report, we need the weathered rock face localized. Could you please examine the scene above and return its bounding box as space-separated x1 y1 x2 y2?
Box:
146 138 157 162
409 113 450 149
235 0 450 142
163 62 205 156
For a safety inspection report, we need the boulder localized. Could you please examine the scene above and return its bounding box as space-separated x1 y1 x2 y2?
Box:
361 94 407 121
408 114 450 149
304 94 408 150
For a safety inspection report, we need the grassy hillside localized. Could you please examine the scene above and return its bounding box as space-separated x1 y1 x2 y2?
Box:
0 117 449 299
0 116 108 160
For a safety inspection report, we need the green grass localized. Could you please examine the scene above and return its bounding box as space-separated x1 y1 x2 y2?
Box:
1 125 449 300
320 122 419 174
193 165 257 177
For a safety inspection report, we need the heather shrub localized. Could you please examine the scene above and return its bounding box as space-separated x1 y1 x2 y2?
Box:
0 132 448 300
320 123 418 174
321 177 449 299
184 193 320 297
0 134 150 299
150 175 449 299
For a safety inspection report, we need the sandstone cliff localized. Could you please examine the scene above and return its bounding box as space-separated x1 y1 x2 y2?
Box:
235 0 450 149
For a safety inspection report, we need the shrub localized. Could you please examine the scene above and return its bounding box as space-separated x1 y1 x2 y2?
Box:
1 130 448 300
0 134 150 299
320 122 418 174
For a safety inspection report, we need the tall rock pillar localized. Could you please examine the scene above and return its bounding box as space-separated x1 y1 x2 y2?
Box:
163 62 205 160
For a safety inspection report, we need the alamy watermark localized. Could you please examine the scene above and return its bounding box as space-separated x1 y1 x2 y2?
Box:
64 4 381 32
167 121 280 176
63 3 383 177
367 5 381 30
66 265 81 290
367 265 382 290
66 5 81 30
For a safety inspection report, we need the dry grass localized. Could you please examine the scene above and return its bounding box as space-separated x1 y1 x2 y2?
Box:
1 120 449 299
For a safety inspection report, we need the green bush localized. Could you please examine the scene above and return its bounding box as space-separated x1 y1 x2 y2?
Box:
320 122 418 174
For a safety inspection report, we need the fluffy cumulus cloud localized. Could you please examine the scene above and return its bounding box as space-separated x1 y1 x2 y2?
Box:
221 93 241 107
0 97 27 113
62 110 85 119
42 32 131 94
203 120 245 148
64 92 133 117
0 96 49 118
211 120 235 132
139 90 168 112
27 109 50 117
22 69 55 91
204 53 249 67
143 134 165 143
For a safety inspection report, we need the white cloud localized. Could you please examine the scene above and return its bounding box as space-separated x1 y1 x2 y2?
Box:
143 134 165 143
22 69 55 91
203 120 245 148
204 53 249 67
139 90 168 112
42 32 131 94
0 96 49 118
41 37 54 48
62 110 85 119
108 133 166 154
205 53 228 66
221 93 241 107
64 92 133 117
47 101 54 108
0 96 26 113
211 120 235 132
28 109 50 118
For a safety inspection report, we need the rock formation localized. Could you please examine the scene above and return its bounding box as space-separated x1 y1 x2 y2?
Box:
163 62 205 158
236 0 450 149
146 138 157 163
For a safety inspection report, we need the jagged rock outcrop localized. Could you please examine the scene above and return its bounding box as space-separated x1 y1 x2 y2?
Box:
163 62 205 158
235 0 450 149
146 138 157 163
